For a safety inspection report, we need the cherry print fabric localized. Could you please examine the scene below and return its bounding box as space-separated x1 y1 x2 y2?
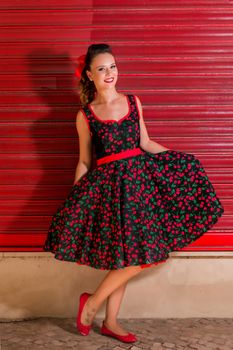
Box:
43 94 224 270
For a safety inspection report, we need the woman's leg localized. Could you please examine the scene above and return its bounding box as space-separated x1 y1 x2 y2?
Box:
103 282 128 335
80 265 142 327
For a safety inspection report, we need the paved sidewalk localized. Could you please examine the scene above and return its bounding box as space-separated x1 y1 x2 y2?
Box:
1 317 233 350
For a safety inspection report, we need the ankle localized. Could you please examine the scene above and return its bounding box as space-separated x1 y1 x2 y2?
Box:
104 318 118 327
89 293 103 312
88 294 97 309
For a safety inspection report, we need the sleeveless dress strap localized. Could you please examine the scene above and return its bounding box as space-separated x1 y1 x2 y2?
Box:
127 94 141 121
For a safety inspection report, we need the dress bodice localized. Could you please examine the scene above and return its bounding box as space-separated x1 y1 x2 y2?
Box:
80 94 141 160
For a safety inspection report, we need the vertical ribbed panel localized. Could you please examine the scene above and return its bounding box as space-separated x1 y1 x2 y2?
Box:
0 0 230 251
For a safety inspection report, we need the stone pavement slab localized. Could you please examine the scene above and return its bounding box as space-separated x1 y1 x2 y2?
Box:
0 317 233 350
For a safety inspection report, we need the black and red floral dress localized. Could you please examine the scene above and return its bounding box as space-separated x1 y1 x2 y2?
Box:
43 94 224 270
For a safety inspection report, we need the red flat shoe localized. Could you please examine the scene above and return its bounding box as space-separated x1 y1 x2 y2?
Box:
100 320 138 343
76 292 93 336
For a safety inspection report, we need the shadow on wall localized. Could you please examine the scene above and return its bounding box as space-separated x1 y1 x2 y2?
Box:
6 49 86 251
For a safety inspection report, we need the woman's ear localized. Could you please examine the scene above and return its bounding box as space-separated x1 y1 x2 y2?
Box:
86 70 93 81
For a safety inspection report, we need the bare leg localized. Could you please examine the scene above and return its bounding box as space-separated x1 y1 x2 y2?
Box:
104 282 129 335
80 265 142 326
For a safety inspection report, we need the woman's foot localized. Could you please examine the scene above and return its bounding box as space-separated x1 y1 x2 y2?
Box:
80 294 97 326
103 319 130 336
101 320 137 343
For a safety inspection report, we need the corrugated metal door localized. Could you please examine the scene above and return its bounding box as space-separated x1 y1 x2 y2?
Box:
0 0 230 252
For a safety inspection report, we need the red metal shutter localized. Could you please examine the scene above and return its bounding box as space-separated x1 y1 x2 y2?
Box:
0 0 230 252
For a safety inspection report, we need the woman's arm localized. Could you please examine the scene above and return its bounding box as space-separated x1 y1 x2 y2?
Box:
73 110 92 185
135 95 170 154
73 161 90 185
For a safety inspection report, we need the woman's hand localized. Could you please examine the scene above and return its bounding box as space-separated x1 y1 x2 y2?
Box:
140 139 171 154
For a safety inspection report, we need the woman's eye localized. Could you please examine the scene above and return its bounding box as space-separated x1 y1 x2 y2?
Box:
98 65 116 72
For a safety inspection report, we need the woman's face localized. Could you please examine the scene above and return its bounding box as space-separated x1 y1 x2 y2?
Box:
86 52 118 91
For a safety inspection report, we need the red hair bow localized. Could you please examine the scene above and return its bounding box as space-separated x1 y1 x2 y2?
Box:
75 54 86 80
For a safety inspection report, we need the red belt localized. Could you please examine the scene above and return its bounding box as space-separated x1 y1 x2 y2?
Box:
96 147 144 166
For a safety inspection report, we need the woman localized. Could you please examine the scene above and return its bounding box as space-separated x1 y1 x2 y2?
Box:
44 43 224 343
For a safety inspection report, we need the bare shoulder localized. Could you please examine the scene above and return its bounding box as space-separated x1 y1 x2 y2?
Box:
75 108 92 138
134 94 141 102
75 108 87 128
134 95 142 107
76 108 85 123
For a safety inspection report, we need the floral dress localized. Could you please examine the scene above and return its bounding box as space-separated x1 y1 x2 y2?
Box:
43 94 224 270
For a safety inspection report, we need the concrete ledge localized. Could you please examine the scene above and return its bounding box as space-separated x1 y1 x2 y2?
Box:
1 252 233 320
